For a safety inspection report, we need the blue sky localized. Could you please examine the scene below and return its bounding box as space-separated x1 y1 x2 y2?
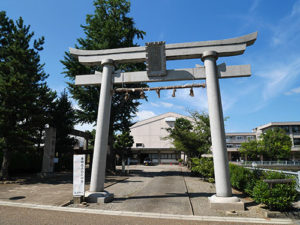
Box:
1 0 300 132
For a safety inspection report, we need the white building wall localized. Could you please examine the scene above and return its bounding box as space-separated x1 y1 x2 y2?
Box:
131 112 191 149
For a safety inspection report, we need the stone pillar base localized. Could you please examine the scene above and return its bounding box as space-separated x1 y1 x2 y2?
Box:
85 191 114 203
209 195 244 211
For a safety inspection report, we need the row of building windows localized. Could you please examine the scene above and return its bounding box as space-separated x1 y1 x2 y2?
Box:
269 125 300 134
227 138 300 148
227 144 241 148
149 153 178 159
226 135 255 141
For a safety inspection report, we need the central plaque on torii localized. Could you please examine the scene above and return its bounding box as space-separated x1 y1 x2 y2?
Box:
145 41 166 77
69 32 257 210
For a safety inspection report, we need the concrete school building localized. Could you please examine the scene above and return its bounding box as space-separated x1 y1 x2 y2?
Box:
130 112 192 164
226 122 300 161
130 112 300 164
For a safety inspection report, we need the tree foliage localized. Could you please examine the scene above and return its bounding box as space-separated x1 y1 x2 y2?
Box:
240 128 292 160
61 0 146 128
260 128 292 160
0 11 56 179
240 140 262 161
51 90 76 170
113 131 134 157
166 112 211 158
60 0 147 170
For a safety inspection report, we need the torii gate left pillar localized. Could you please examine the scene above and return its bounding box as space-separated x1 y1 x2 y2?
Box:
70 32 257 208
84 59 115 203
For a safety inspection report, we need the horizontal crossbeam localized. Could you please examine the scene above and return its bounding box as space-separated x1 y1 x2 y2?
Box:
70 32 257 65
75 64 251 86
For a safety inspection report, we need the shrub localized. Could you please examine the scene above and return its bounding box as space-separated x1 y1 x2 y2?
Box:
190 157 214 180
229 164 261 196
191 161 298 211
252 172 298 211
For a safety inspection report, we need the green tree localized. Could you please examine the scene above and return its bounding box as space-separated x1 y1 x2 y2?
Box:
113 131 133 172
51 90 76 170
240 128 292 161
0 11 56 179
240 140 263 161
61 0 146 171
260 128 292 160
166 112 211 158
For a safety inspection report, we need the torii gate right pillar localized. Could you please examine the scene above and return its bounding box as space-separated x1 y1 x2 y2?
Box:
202 51 244 210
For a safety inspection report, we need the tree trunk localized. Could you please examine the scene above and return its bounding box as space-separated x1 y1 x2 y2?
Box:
106 127 116 172
0 148 10 180
121 152 125 174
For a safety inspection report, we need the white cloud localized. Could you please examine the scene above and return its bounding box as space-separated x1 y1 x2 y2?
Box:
256 57 300 100
161 102 173 108
150 102 174 108
271 0 300 46
249 0 261 13
170 87 208 112
136 110 156 121
150 102 160 107
285 86 300 95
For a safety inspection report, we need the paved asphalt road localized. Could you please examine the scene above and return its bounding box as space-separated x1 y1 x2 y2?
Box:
0 205 289 225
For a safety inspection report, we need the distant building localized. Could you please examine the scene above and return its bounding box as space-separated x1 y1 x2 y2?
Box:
225 132 256 161
130 112 300 163
253 122 300 160
130 112 191 164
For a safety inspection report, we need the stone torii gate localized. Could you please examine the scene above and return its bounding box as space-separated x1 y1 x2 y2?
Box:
70 32 257 208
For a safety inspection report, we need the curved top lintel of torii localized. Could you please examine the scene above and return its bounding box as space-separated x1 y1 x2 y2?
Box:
69 32 257 65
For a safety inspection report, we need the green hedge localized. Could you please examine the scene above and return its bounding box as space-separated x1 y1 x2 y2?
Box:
190 159 298 211
191 157 214 182
229 164 262 196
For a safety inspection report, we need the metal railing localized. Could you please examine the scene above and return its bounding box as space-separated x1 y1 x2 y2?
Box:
241 160 300 166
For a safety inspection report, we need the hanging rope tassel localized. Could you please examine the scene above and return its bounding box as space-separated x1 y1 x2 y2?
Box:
140 90 145 99
156 89 160 98
189 87 194 97
172 88 176 97
125 92 129 101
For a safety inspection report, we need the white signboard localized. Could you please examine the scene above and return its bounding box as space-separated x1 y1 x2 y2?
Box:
73 154 85 196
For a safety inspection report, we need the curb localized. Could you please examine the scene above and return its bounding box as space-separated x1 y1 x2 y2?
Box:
0 200 297 224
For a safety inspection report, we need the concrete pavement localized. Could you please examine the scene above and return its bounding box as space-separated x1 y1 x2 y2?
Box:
0 165 299 224
70 165 271 218
0 172 128 206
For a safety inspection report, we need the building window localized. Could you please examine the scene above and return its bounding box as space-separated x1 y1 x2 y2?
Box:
236 144 241 148
236 136 244 140
227 144 233 148
226 136 232 142
136 143 144 147
150 154 158 159
292 126 300 133
247 136 255 140
294 138 300 146
280 126 290 133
